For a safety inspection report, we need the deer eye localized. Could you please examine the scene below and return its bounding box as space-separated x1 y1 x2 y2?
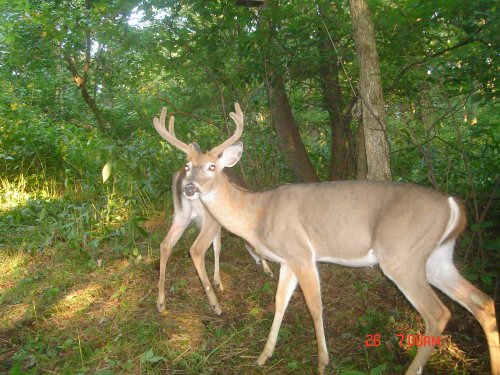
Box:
184 164 190 172
208 164 216 171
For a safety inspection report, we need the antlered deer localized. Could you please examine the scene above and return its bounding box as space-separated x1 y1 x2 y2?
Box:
154 110 271 315
153 104 499 375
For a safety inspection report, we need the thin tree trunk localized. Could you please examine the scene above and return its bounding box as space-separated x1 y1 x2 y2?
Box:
61 0 108 132
267 72 319 182
64 55 108 132
349 0 391 181
316 5 355 180
319 58 353 180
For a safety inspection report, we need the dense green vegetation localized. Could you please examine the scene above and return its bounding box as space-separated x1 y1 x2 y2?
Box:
0 0 498 374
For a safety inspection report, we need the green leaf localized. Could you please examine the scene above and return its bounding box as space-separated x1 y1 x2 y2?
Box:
480 274 493 286
38 207 47 221
140 349 154 364
249 306 262 317
470 221 494 232
147 355 165 363
139 348 164 364
463 268 479 281
370 363 387 375
9 363 26 375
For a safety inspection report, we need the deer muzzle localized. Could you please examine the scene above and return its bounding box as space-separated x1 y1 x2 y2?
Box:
184 183 200 197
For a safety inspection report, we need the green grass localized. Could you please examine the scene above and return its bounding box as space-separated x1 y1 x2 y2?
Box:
0 179 494 374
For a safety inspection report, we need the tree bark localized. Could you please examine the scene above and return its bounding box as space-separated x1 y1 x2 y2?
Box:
319 57 354 180
267 72 319 182
355 120 368 179
349 0 391 181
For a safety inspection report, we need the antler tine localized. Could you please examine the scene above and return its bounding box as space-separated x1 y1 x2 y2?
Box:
168 116 176 137
211 103 244 155
153 107 190 154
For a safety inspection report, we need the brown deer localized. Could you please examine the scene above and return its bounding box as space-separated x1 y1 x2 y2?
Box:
153 103 499 375
154 110 271 315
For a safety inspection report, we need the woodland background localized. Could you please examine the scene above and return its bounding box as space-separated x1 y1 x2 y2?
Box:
0 0 498 374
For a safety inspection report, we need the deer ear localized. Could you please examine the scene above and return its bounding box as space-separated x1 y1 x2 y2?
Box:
218 141 243 168
188 142 202 154
192 142 202 153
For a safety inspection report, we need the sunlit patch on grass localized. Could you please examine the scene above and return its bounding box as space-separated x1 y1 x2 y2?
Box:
0 302 30 329
0 175 60 211
166 311 204 351
0 251 29 288
49 284 101 320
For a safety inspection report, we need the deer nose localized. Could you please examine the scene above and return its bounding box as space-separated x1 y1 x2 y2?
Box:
184 183 200 197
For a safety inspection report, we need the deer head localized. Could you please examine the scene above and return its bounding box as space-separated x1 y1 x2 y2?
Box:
153 103 244 200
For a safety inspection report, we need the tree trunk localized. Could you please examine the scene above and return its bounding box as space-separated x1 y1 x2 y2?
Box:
355 120 368 179
319 58 354 180
267 72 319 182
64 55 108 132
349 0 391 181
316 5 354 180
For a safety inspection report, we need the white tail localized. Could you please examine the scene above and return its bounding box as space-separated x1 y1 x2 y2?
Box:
154 107 271 315
154 103 500 375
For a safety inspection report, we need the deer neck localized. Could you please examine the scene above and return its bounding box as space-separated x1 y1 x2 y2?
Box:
200 174 260 238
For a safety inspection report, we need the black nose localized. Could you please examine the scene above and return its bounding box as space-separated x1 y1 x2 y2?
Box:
184 183 200 197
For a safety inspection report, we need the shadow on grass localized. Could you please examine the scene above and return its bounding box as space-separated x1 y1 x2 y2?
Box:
0 210 495 374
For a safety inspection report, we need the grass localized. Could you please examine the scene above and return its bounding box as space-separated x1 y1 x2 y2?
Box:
0 179 495 374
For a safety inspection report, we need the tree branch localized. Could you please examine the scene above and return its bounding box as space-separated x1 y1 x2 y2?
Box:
388 36 485 92
156 97 220 129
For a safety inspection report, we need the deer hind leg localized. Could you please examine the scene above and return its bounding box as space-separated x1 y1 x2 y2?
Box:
380 257 451 375
189 218 223 315
212 227 224 291
426 241 500 375
257 263 298 367
292 263 329 375
157 216 190 313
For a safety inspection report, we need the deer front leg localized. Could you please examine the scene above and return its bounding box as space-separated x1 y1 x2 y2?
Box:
257 263 298 366
212 227 224 291
189 219 223 315
157 217 189 313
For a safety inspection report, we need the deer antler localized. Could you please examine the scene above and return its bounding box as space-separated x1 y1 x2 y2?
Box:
153 107 190 154
211 103 244 155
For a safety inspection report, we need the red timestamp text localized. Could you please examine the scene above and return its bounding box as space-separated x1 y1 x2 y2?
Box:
365 333 441 347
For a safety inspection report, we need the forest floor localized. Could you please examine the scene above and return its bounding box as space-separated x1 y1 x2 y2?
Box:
0 213 494 374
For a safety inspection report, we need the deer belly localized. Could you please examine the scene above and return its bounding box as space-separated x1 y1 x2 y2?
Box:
254 244 287 264
317 249 378 267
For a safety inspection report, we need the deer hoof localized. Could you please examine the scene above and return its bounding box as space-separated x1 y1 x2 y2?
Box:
213 304 222 315
256 353 269 366
156 296 166 313
214 281 224 291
